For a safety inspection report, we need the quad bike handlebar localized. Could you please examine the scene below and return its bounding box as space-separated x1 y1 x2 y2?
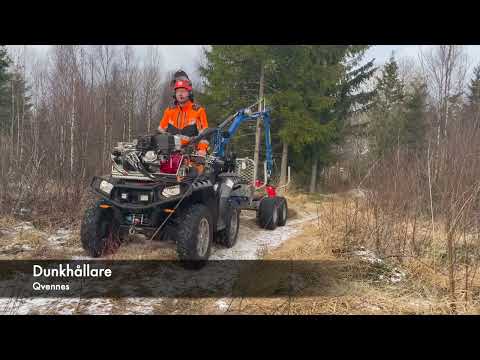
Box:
183 127 217 148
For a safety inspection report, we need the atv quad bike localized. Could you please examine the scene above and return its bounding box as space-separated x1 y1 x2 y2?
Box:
81 100 290 268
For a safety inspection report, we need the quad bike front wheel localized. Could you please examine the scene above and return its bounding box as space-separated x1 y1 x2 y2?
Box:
215 199 240 248
175 203 213 269
80 201 122 257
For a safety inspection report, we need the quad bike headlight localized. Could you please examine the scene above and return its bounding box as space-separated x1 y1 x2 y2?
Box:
99 180 114 195
162 185 181 198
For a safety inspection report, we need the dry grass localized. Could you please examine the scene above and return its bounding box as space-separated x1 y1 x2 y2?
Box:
206 192 480 315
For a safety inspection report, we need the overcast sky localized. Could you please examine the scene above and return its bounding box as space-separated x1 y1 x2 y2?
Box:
7 45 480 80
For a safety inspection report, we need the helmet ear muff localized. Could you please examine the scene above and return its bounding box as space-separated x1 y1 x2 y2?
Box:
172 78 193 102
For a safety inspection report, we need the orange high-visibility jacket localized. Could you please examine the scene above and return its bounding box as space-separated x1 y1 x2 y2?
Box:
158 100 209 151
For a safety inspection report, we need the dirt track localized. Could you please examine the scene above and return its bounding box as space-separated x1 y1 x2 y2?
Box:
0 199 318 314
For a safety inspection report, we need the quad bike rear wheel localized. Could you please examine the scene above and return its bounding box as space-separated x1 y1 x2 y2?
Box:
215 199 240 248
175 203 213 269
81 201 122 257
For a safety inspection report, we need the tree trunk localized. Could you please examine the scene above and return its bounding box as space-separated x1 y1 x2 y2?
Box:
128 108 132 142
280 142 288 187
10 79 14 167
309 155 318 193
147 100 151 133
60 122 65 180
253 63 264 184
70 80 75 177
446 215 457 314
20 48 26 163
103 91 108 171
20 93 25 163
16 100 20 159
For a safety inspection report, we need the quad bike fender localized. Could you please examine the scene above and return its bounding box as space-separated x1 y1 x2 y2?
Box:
216 176 241 231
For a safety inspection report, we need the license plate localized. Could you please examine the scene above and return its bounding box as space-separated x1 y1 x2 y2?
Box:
127 214 144 225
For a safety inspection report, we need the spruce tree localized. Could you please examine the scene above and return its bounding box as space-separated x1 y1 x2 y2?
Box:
375 54 405 111
334 46 377 136
467 64 480 106
198 45 375 189
466 64 480 127
403 79 428 152
370 54 406 156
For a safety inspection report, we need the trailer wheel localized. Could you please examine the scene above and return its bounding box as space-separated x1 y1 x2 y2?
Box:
80 202 122 257
175 203 212 269
277 197 288 226
216 199 240 248
258 197 278 230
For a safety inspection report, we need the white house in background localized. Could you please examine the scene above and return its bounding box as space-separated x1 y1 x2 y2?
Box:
323 112 371 184
332 111 371 162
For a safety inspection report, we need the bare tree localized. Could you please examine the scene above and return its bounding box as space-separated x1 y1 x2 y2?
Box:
419 45 469 142
141 46 163 133
94 45 115 171
120 46 141 142
397 55 424 90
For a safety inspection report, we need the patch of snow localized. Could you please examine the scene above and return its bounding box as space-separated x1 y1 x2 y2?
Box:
390 268 406 283
215 298 230 312
0 228 15 237
13 222 35 231
0 243 34 255
211 213 317 260
47 228 73 247
351 248 384 265
347 188 368 199
347 247 407 284
13 208 31 216
82 298 113 315
52 299 82 315
0 298 55 315
408 299 432 310
123 298 159 315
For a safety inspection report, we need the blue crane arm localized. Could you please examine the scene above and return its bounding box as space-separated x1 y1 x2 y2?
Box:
212 108 273 178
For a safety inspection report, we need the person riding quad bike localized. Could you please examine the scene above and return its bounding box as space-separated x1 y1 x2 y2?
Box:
158 70 209 158
81 71 288 269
